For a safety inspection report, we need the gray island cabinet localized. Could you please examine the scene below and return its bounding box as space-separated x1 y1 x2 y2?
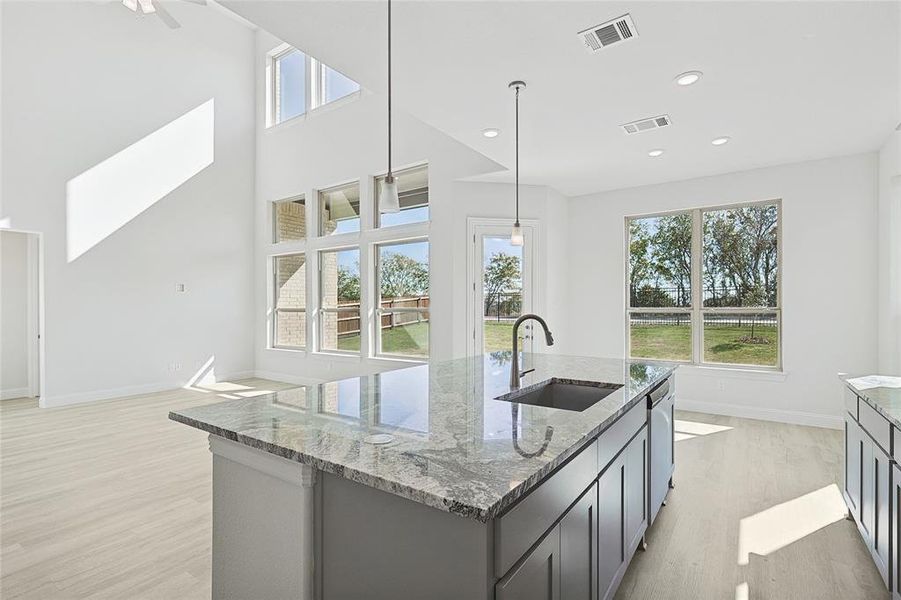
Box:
170 354 676 600
842 376 901 599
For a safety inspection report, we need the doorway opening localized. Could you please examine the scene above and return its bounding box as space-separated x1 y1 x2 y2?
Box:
1 229 42 401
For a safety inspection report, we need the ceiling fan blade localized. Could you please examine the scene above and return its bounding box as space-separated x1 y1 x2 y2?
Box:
154 3 181 29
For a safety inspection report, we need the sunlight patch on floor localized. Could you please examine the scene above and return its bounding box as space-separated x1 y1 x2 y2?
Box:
737 483 846 566
674 419 733 441
735 581 749 600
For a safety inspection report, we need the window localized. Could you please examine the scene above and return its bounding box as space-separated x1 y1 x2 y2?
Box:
273 254 307 348
273 196 306 243
376 240 430 357
319 182 361 236
267 45 360 127
375 165 430 228
320 63 361 106
319 247 361 353
273 48 306 124
266 164 429 360
627 200 781 368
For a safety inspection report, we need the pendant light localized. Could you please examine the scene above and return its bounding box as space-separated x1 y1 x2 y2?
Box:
509 80 526 246
379 0 401 214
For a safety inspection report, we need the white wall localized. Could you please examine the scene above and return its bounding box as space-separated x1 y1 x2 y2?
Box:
1 230 29 398
0 1 256 406
877 131 901 375
563 154 879 428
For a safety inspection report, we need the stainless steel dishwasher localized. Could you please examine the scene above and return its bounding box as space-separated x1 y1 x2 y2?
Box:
647 375 675 526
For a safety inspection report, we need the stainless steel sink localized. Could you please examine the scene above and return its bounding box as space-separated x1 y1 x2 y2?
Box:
496 379 623 412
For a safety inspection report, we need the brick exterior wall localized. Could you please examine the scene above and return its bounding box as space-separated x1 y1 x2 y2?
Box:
275 254 306 347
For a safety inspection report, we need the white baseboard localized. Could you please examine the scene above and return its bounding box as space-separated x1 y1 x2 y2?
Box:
676 398 843 430
40 370 258 409
253 370 325 386
1 387 30 400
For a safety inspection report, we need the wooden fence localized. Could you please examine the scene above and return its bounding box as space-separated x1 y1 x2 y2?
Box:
336 296 430 336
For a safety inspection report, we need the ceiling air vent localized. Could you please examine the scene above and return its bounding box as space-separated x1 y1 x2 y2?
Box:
621 115 671 135
579 14 638 53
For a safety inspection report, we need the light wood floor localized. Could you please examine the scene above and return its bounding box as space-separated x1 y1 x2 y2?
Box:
616 412 888 600
0 385 888 599
0 379 296 600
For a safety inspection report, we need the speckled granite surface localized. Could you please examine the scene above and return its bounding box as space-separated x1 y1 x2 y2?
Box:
170 353 674 522
843 375 901 427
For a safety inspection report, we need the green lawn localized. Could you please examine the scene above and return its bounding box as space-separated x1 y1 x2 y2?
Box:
338 322 429 356
630 323 778 366
484 321 515 353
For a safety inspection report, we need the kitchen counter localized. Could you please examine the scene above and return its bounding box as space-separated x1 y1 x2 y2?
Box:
171 353 674 522
842 374 901 427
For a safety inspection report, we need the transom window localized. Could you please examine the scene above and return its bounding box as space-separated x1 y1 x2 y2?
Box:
626 200 781 369
375 164 429 228
267 45 360 127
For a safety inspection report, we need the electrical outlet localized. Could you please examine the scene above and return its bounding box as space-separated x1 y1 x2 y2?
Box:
175 283 186 293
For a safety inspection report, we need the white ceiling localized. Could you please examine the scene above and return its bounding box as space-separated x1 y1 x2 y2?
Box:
223 1 900 197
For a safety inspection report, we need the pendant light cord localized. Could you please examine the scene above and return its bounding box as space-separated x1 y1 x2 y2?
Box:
514 84 520 226
386 0 393 181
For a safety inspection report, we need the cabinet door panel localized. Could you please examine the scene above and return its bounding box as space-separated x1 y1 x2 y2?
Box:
624 426 648 553
597 458 624 600
845 417 861 515
873 444 890 583
560 484 596 600
862 437 875 538
893 465 901 594
496 526 560 600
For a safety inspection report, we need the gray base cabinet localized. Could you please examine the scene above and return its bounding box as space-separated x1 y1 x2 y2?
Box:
496 526 561 600
843 385 893 591
560 486 597 600
597 456 625 600
893 464 901 600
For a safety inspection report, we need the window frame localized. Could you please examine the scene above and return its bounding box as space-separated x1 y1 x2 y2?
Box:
272 252 308 351
624 198 783 371
374 237 431 359
266 45 361 129
318 246 362 356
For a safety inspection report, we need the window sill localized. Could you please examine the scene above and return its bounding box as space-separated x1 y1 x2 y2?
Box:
266 346 307 355
679 364 787 382
370 355 429 366
264 90 364 132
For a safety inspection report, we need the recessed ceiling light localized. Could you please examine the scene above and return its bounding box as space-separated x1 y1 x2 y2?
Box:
674 71 702 86
482 128 500 138
711 136 731 146
648 149 664 157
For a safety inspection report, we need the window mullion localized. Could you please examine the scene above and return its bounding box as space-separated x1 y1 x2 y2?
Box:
691 208 703 364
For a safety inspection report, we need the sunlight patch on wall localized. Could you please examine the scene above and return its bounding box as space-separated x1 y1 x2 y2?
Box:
737 483 846 566
66 99 215 262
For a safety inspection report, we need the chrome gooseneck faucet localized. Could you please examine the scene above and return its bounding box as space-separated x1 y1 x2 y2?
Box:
510 314 554 389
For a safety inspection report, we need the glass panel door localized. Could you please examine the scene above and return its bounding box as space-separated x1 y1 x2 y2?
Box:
473 225 534 359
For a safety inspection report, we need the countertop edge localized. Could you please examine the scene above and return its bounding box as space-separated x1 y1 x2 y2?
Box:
841 376 901 429
169 366 675 523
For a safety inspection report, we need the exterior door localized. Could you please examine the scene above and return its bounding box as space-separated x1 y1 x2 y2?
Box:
471 222 535 358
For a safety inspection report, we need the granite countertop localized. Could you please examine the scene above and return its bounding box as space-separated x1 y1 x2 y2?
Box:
842 374 901 427
170 353 675 522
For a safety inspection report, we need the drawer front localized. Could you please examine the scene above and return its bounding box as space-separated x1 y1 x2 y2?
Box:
495 439 598 578
599 401 647 472
859 399 891 455
845 386 859 419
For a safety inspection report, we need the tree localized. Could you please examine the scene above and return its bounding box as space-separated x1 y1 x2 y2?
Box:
651 214 692 307
337 265 360 302
483 252 521 319
380 253 429 299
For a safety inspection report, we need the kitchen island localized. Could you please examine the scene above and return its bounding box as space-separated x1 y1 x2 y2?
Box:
841 375 901 598
170 353 676 600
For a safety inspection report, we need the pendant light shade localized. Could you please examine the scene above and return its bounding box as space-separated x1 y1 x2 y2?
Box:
510 223 524 246
379 175 400 213
379 0 400 214
509 80 526 246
